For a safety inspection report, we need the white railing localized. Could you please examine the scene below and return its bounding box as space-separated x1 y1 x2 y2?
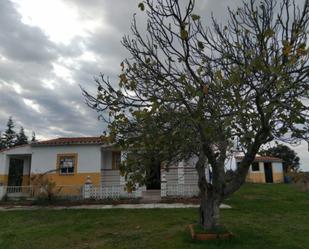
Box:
3 185 83 198
5 185 34 195
166 184 199 197
85 185 142 199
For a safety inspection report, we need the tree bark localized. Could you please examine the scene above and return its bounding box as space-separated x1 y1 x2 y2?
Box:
196 152 221 230
199 190 221 230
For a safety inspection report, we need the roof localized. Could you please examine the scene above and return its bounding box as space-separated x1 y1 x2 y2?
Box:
32 137 106 146
0 144 30 153
235 155 282 162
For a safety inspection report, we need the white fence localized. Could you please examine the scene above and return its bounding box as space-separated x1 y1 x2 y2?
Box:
166 184 199 197
0 183 200 200
84 185 142 199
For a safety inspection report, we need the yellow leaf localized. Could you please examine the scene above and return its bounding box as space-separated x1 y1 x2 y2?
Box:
119 73 128 84
203 85 209 95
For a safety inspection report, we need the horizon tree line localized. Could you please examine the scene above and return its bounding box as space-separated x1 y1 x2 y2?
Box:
0 117 37 150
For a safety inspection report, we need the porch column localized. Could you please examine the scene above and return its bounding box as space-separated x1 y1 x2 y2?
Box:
178 161 185 196
83 176 93 199
119 151 126 196
0 183 6 200
160 168 167 197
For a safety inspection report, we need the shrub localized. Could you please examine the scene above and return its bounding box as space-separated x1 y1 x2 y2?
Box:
31 173 62 202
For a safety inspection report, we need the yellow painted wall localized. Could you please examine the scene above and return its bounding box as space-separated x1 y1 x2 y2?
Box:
0 175 8 185
28 172 101 196
273 172 284 183
246 173 266 183
246 172 284 183
0 175 34 186
47 172 100 187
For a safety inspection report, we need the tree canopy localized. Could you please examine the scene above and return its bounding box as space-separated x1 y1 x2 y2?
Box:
0 117 36 149
15 126 29 146
2 117 17 148
260 144 300 172
83 0 309 230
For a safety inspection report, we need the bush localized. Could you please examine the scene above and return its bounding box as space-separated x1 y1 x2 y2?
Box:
31 174 62 203
286 171 309 192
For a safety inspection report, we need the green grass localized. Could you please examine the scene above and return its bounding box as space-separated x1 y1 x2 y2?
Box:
0 184 308 249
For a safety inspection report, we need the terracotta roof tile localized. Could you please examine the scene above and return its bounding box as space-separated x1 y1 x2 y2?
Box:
235 155 282 162
32 137 106 146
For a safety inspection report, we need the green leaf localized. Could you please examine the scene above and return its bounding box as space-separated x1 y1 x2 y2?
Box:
197 41 204 50
264 28 275 38
180 29 188 40
191 14 200 21
138 2 145 11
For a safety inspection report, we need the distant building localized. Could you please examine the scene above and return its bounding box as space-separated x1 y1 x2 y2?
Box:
235 156 284 183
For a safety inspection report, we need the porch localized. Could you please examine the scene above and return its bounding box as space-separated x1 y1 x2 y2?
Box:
5 154 32 198
98 150 204 199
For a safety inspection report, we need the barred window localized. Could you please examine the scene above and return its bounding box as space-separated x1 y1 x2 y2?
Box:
57 154 77 175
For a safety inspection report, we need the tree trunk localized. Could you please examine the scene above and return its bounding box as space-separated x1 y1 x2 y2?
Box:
199 190 221 230
195 151 221 230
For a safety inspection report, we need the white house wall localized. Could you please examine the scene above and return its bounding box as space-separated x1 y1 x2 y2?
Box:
0 153 6 175
31 145 102 173
101 151 113 170
3 145 32 155
272 162 283 172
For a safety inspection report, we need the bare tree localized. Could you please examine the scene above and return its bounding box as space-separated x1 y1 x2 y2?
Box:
82 0 308 230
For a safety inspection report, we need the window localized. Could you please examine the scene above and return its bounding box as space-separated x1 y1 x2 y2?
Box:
57 154 77 175
251 162 259 172
112 151 121 170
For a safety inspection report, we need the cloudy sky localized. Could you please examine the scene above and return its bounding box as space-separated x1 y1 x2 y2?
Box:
0 0 308 170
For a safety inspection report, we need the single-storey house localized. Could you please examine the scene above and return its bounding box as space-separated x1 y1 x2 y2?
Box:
0 137 206 199
235 155 284 183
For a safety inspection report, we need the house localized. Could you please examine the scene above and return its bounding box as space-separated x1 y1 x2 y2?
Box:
0 136 283 200
235 155 284 183
0 137 206 199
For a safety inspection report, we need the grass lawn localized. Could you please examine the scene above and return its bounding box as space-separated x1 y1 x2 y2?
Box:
0 184 308 249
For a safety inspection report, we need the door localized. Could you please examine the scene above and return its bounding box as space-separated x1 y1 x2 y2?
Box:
264 162 273 183
8 158 24 186
146 161 161 190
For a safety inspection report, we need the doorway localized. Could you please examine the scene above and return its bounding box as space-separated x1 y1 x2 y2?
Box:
145 162 161 190
264 162 273 183
8 158 24 186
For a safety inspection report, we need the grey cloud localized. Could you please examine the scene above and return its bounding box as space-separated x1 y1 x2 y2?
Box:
0 1 57 64
0 0 104 140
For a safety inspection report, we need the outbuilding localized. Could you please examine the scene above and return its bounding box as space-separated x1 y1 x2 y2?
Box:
235 156 284 183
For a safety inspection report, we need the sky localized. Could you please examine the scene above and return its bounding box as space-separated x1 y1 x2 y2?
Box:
0 0 308 170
